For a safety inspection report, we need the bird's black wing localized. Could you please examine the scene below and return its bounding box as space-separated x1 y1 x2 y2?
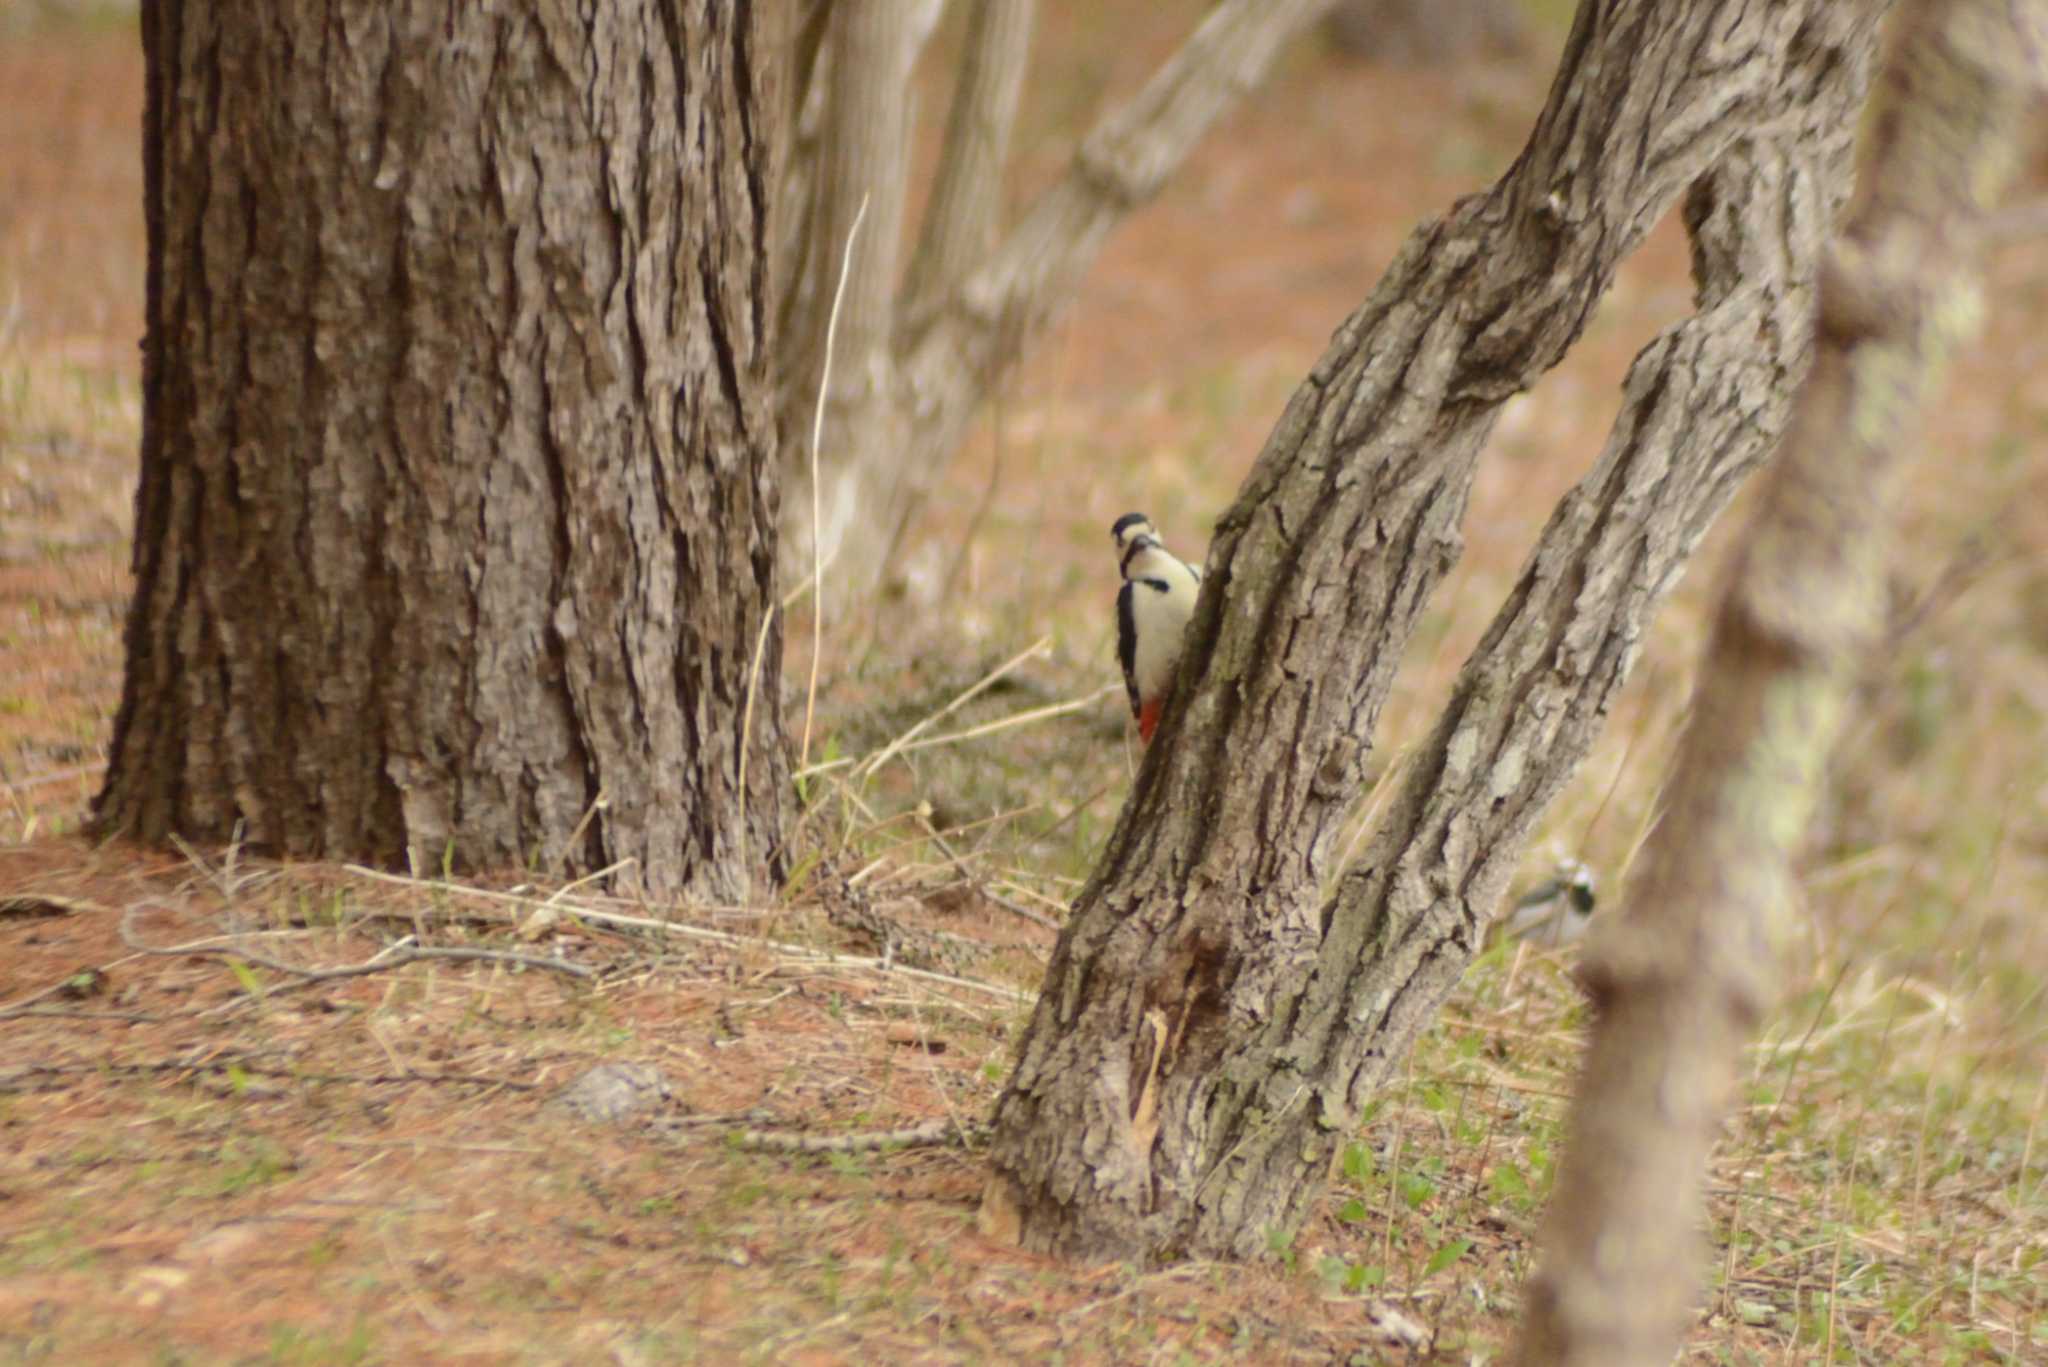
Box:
1116 580 1140 716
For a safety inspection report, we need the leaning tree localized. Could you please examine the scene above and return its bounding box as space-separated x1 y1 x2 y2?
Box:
1520 0 2046 1360
981 0 1889 1261
97 0 788 902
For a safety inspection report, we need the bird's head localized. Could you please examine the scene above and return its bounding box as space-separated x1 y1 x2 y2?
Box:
1112 512 1162 574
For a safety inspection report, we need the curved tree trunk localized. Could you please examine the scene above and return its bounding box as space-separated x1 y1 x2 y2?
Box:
1517 1 2045 1360
100 0 788 903
981 0 1883 1263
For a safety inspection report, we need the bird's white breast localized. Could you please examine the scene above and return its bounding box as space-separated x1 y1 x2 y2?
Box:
1126 547 1201 701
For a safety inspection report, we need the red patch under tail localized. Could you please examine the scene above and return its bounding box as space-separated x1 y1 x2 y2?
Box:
1138 698 1163 743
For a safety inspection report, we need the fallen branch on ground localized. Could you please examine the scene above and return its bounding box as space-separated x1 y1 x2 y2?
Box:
0 1058 536 1092
730 1115 988 1153
116 904 594 1011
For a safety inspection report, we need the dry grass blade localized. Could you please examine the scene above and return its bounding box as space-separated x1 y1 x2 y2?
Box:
797 681 1116 785
736 607 777 885
802 194 871 774
338 864 1032 1004
851 635 1051 782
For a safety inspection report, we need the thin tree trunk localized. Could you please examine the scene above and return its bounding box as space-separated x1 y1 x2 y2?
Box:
781 0 1338 598
100 0 788 903
1516 2 2045 1361
782 0 919 584
902 0 1036 327
982 0 1883 1263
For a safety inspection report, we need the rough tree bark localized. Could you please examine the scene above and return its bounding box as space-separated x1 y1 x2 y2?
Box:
98 1 789 903
1516 1 2045 1362
981 0 1884 1262
780 0 1337 597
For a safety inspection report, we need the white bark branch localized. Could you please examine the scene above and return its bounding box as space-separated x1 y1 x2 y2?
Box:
814 0 916 395
840 0 1336 586
902 0 1036 326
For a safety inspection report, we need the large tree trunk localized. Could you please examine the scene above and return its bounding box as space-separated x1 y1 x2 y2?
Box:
981 0 1883 1263
99 0 788 903
1516 1 2045 1361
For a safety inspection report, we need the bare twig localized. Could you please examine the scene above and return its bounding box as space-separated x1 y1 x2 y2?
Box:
731 1115 986 1153
1 1008 167 1024
2 1059 535 1092
117 905 594 998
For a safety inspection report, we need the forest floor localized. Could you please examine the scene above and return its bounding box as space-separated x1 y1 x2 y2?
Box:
4 6 2047 1364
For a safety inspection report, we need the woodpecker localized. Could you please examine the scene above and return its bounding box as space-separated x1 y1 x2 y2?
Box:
1497 856 1598 947
1112 512 1203 744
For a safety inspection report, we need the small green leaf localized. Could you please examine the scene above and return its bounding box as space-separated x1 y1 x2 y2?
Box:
1489 1161 1531 1206
1336 1197 1370 1224
1341 1141 1374 1184
1345 1262 1385 1292
226 1064 250 1097
61 969 106 998
226 958 263 997
1423 1238 1470 1278
782 849 824 900
1397 1171 1435 1209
